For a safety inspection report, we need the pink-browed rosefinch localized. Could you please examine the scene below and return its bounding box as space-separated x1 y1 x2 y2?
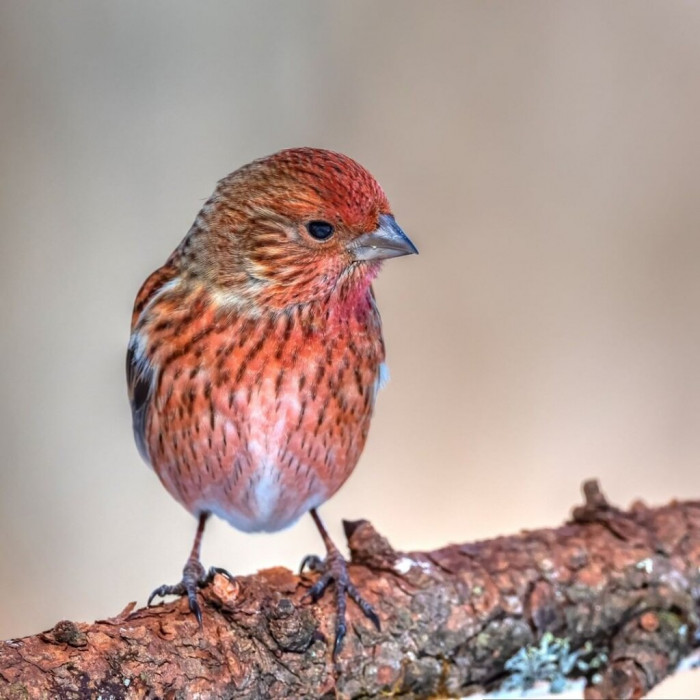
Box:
127 147 417 655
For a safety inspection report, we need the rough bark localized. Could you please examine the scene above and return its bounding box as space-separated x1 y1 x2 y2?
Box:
1 481 698 699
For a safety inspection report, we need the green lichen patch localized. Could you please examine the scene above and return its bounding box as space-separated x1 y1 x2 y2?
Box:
501 632 608 694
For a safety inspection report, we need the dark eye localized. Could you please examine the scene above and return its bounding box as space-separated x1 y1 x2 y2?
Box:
307 220 335 241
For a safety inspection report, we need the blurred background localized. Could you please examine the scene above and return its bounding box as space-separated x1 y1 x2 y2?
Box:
1 2 699 696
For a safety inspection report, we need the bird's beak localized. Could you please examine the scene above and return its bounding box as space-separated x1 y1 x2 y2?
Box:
349 214 418 261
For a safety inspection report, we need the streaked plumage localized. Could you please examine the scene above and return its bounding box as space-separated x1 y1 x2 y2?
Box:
127 147 417 654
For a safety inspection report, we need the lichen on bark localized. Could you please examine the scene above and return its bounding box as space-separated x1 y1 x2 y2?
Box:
1 481 698 699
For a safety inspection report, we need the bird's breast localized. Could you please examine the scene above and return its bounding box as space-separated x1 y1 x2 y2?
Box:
139 293 384 532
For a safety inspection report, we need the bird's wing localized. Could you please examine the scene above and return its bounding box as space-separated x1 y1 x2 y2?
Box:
126 341 154 463
127 263 179 464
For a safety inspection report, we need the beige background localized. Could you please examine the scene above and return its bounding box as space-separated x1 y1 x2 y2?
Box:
1 2 699 697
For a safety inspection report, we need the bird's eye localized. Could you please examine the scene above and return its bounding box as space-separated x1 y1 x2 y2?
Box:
306 220 335 241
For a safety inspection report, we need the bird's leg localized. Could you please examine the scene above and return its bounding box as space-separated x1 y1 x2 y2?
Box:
147 512 233 626
300 508 380 658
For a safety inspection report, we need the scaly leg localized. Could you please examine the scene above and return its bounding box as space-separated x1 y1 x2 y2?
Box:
147 512 232 626
300 508 380 657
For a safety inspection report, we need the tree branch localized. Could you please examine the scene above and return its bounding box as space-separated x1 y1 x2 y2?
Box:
1 481 698 699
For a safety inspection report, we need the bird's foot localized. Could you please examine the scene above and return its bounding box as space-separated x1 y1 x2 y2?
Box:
147 558 233 626
300 547 380 658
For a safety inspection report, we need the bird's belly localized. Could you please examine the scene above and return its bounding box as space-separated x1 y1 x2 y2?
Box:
194 392 329 533
194 451 326 534
149 369 360 533
145 308 379 533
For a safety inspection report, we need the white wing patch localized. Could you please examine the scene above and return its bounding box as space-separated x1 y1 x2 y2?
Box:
377 362 390 391
372 361 390 406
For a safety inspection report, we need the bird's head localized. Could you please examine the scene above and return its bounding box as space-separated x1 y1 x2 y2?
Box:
176 148 417 311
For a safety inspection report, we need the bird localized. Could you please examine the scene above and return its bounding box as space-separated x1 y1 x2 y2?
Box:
127 147 417 656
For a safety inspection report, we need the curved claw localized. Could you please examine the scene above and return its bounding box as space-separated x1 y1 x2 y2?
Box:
203 566 235 585
299 554 324 575
365 607 381 632
147 587 163 607
346 581 381 631
147 558 234 627
301 548 380 658
148 581 185 608
333 619 347 659
189 593 203 628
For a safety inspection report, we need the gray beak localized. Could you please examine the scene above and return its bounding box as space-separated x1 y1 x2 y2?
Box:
349 214 418 261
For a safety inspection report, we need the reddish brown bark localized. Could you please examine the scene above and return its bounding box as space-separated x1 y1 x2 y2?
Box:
1 481 698 699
